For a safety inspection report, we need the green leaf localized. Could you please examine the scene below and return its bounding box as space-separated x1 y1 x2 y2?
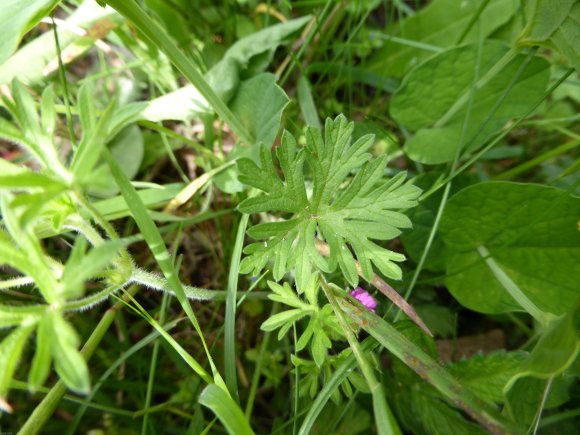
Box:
0 199 60 303
205 16 310 103
523 0 576 41
5 80 69 178
71 96 118 180
521 0 580 73
238 115 421 292
0 324 35 401
87 125 145 198
260 309 309 333
337 296 523 434
392 390 488 435
504 375 575 427
310 402 371 435
231 73 290 153
0 304 45 328
400 173 476 272
506 304 580 390
91 182 185 221
48 312 90 394
141 16 308 122
105 149 219 387
0 0 60 65
391 41 550 164
448 351 527 405
311 329 332 368
439 182 580 316
366 0 518 77
0 1 116 85
60 239 124 298
199 384 254 435
28 315 53 391
214 73 291 193
297 75 321 129
0 172 67 190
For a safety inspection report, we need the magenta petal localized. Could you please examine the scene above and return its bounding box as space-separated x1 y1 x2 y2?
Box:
350 287 378 312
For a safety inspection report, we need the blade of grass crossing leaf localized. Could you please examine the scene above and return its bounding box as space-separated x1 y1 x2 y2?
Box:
104 0 252 145
225 213 249 400
104 149 224 386
477 245 552 325
297 76 321 129
338 296 524 434
395 25 482 318
322 281 402 435
199 384 255 435
421 68 575 201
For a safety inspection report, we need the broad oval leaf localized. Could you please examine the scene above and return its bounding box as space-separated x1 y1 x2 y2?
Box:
439 182 580 315
391 41 550 164
366 0 518 77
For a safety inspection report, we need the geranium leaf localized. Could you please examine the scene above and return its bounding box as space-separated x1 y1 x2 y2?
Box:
237 115 421 292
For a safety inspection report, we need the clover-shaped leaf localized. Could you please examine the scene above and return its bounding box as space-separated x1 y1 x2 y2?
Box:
238 115 420 292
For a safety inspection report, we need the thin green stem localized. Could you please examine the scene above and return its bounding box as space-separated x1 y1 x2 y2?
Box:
396 25 483 317
477 245 552 325
495 138 580 180
374 33 443 52
434 46 520 128
530 377 553 435
338 296 524 434
51 16 76 148
539 408 580 428
456 0 492 44
280 1 334 86
139 120 219 162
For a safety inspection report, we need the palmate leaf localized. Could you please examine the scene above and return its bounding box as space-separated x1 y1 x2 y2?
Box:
238 115 421 292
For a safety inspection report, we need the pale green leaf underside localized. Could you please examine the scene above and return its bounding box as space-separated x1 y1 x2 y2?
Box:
237 115 421 291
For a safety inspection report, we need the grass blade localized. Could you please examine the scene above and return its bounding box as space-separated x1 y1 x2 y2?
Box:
338 296 524 434
322 281 402 435
224 213 249 399
105 149 224 386
199 384 255 435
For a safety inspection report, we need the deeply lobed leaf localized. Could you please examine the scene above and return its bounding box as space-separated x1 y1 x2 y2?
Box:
237 115 421 291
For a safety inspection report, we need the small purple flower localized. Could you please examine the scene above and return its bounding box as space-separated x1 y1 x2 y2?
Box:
350 287 378 312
